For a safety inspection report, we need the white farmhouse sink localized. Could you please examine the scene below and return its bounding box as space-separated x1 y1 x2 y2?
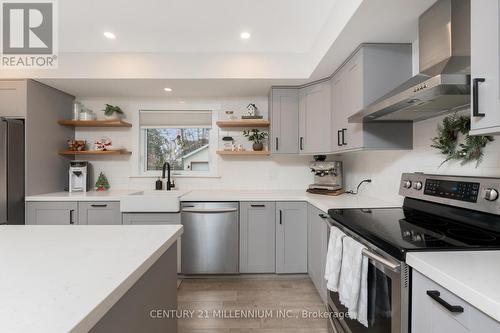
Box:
120 190 190 213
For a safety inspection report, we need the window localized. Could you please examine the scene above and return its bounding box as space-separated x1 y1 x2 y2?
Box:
139 110 213 176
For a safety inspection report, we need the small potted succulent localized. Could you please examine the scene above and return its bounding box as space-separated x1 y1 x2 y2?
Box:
103 104 124 120
243 129 268 151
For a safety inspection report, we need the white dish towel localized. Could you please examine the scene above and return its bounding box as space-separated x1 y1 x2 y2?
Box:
338 237 369 327
324 226 346 292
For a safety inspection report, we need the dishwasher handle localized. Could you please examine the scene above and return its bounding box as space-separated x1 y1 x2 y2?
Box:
182 208 238 213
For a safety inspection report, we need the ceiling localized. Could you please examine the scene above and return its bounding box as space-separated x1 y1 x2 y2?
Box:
37 78 308 98
5 0 439 97
59 0 337 53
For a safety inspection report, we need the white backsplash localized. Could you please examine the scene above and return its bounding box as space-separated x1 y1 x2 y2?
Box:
75 96 313 191
338 111 500 204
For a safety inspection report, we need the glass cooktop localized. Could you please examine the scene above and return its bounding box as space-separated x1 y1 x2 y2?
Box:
328 198 500 261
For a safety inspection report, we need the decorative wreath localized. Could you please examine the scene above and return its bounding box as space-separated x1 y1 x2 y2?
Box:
431 114 494 167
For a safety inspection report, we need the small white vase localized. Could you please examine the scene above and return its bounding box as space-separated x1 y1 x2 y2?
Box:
104 113 120 121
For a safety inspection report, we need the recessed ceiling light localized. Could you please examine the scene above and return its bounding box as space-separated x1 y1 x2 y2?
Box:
164 87 173 92
240 31 251 40
103 32 116 39
179 100 186 104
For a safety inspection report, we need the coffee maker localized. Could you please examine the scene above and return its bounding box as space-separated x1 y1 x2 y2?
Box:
308 160 343 192
69 161 91 192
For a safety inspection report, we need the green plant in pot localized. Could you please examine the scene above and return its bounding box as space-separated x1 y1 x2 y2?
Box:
243 129 268 151
103 104 124 120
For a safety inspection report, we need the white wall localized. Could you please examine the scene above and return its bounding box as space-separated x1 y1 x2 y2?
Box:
75 96 313 191
339 111 500 204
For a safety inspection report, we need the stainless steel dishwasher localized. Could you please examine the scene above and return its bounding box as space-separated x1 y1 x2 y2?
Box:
181 202 239 274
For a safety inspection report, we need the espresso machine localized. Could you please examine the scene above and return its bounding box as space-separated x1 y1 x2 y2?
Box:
308 160 343 192
69 161 92 192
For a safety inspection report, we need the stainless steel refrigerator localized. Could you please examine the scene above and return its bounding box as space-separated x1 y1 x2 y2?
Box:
0 118 25 225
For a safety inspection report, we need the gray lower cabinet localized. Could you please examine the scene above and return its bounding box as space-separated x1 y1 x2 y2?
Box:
308 204 328 304
412 270 500 333
26 201 78 225
239 202 276 273
276 202 308 274
78 202 121 225
122 213 182 273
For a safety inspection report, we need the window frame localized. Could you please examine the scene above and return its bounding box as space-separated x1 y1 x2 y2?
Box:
138 110 218 178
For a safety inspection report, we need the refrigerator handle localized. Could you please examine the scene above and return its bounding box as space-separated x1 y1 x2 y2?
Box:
0 119 7 224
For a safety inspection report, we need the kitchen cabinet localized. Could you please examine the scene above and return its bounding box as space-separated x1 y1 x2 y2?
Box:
26 202 78 225
123 213 182 273
240 202 276 273
299 81 332 154
331 44 413 152
270 88 299 154
470 0 500 135
78 202 121 225
307 205 328 304
276 202 308 274
412 270 500 333
0 81 27 118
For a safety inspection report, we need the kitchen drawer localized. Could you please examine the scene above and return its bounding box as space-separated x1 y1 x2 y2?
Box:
122 213 180 225
78 201 121 225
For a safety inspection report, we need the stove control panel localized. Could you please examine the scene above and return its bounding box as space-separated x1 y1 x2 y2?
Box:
424 179 480 203
400 173 500 215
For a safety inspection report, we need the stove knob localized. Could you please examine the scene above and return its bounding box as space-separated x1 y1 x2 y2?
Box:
403 230 412 237
403 180 412 189
483 188 499 201
413 181 423 191
412 234 423 242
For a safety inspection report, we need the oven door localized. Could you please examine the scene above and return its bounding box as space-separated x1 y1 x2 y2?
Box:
324 217 408 333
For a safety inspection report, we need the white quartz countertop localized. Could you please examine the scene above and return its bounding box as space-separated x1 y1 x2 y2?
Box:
0 225 183 333
181 190 398 212
407 251 500 322
25 190 141 202
25 189 398 212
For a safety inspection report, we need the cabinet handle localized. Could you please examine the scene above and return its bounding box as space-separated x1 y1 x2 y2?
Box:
318 214 328 219
279 210 283 225
251 204 266 208
426 290 464 313
337 130 342 147
91 204 108 208
275 137 279 151
69 210 75 224
300 137 304 150
342 128 347 146
473 78 486 117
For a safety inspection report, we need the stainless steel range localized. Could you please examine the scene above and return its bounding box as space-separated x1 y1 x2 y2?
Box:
325 173 500 333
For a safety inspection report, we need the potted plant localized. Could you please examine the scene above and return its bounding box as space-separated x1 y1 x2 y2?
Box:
103 104 124 120
243 129 268 151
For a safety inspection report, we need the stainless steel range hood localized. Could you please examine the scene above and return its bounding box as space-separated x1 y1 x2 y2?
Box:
349 0 471 123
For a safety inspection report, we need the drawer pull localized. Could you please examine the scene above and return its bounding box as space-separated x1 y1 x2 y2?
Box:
251 204 266 208
426 290 464 313
91 204 108 208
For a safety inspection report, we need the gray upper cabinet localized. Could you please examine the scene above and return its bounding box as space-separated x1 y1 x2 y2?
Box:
331 44 414 152
0 81 27 118
270 89 299 154
412 270 500 333
308 204 328 304
26 202 78 225
299 81 332 154
470 0 500 135
276 201 308 274
240 202 276 273
78 202 121 225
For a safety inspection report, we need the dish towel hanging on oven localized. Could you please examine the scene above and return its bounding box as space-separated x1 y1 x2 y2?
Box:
324 226 346 292
338 237 369 327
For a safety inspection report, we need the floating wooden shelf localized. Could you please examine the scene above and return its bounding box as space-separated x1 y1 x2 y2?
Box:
58 150 132 156
216 120 270 128
216 150 270 156
58 120 132 128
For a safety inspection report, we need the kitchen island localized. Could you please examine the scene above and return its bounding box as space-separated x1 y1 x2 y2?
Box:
0 225 183 333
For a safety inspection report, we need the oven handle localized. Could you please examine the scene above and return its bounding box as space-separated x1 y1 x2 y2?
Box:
321 214 401 272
